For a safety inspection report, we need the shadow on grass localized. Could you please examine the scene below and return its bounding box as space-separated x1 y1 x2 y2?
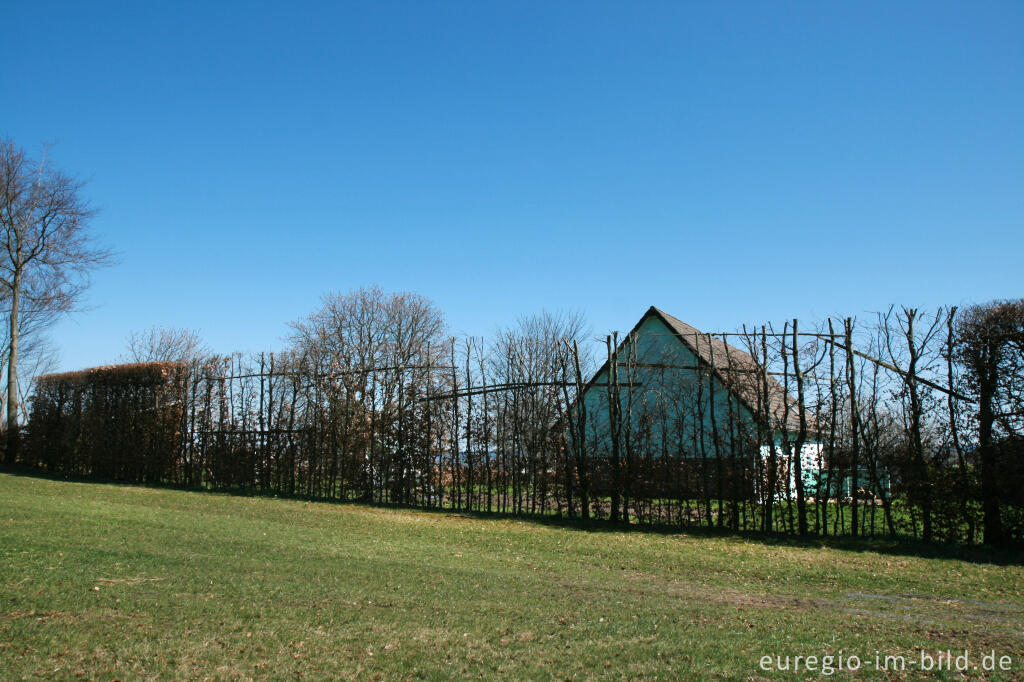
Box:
4 463 1022 567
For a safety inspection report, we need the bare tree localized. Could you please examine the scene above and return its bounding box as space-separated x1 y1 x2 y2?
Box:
124 326 209 363
880 306 946 542
288 286 448 503
491 310 590 515
0 139 112 451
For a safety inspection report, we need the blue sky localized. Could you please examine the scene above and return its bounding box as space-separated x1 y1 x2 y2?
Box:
3 1 1022 370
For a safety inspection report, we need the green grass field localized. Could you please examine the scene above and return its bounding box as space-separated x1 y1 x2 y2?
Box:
1 473 1022 680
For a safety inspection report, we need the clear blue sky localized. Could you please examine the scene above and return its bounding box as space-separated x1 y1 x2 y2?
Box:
3 1 1022 370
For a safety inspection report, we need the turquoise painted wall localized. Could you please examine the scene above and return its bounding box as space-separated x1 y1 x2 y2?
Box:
577 314 759 461
570 311 890 498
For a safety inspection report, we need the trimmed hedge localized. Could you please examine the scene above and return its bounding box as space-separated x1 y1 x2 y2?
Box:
25 362 187 482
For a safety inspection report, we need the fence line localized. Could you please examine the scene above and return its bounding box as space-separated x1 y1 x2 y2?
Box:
18 311 1024 546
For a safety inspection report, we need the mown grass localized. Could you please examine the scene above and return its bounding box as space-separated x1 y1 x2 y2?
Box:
1 473 1022 680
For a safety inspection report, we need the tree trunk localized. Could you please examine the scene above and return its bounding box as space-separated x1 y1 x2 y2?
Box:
572 340 590 519
979 341 1002 546
6 274 20 459
791 320 808 536
845 318 859 538
904 310 931 542
606 334 622 523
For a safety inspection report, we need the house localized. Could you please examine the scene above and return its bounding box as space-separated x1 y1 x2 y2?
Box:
571 306 822 501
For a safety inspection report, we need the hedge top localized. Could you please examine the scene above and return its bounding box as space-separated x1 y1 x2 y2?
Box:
36 362 185 388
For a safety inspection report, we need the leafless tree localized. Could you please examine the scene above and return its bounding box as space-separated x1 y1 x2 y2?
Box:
880 306 945 541
0 139 112 452
124 326 210 363
288 286 448 503
490 310 590 515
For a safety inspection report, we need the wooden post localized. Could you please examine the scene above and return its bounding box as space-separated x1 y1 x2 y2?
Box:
791 320 808 536
845 318 859 537
606 333 622 522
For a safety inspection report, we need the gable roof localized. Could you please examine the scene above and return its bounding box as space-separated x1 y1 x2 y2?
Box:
588 306 806 432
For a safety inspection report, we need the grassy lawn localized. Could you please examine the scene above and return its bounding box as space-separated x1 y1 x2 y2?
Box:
1 473 1022 680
